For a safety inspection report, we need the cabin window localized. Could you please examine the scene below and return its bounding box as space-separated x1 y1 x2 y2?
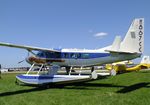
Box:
76 53 81 58
81 53 89 59
70 53 80 58
71 53 76 58
64 53 69 58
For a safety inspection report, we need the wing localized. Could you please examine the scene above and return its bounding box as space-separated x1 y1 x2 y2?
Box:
0 42 60 52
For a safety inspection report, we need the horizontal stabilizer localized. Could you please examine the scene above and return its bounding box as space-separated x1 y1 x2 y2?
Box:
105 50 138 54
106 36 121 52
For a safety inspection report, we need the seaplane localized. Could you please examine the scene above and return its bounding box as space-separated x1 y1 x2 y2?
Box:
0 18 144 85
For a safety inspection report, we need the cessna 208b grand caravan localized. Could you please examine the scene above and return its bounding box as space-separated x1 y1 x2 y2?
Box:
0 18 144 85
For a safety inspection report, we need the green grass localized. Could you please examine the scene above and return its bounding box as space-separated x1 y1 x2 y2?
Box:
1 71 150 105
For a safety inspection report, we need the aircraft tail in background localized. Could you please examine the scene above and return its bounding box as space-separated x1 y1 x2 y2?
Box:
141 56 150 64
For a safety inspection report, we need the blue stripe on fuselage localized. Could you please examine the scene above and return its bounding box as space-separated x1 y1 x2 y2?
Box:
17 75 61 79
36 51 110 59
60 52 110 59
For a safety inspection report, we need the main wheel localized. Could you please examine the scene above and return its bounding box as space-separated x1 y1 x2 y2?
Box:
110 69 116 76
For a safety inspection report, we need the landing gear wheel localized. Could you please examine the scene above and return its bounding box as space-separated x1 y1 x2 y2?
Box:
66 67 70 75
91 71 98 79
110 69 116 76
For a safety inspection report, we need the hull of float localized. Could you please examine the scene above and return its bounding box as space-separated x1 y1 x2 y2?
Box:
16 74 91 85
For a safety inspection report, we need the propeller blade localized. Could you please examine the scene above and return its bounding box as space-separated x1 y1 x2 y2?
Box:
18 60 25 64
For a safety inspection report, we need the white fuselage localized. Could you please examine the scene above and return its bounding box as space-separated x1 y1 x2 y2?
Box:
47 48 141 67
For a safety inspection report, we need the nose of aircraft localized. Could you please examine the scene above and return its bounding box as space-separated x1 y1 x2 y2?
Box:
25 56 33 64
25 56 46 64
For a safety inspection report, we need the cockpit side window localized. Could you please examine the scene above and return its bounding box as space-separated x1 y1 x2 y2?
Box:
45 52 52 58
44 52 61 58
55 52 61 58
37 51 45 58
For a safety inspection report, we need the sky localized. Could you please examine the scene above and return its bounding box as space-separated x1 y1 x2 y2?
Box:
0 0 150 68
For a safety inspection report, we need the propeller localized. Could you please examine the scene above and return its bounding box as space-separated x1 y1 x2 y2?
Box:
18 59 25 64
17 50 34 64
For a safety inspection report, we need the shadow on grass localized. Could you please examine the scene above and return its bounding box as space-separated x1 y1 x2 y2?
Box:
1 81 150 97
116 82 150 93
0 87 48 97
68 82 125 88
0 80 124 97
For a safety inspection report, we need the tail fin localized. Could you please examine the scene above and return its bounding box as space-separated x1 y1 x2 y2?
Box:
120 18 144 53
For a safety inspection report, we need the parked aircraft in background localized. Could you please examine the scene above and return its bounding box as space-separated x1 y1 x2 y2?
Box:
140 56 150 68
0 18 144 85
105 55 149 75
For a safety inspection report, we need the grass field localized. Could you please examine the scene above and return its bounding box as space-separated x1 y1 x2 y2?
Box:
1 71 150 105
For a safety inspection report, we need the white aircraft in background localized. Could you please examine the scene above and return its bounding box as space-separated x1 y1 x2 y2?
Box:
0 18 144 85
